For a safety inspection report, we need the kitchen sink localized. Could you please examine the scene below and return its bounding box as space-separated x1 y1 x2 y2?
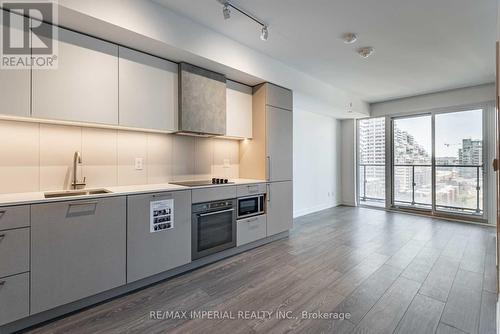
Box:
44 189 112 199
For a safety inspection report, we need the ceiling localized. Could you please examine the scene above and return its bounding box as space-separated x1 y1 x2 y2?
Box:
153 0 497 103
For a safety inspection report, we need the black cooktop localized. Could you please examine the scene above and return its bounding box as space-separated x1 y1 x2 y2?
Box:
170 179 234 187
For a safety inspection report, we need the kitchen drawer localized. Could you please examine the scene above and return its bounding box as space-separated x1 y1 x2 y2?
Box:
0 228 29 278
192 186 236 203
0 206 30 231
0 272 29 325
237 214 267 247
236 183 266 197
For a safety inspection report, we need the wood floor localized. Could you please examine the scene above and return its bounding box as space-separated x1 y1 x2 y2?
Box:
26 207 497 334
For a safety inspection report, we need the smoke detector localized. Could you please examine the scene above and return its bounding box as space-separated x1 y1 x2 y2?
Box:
342 33 358 44
358 47 375 58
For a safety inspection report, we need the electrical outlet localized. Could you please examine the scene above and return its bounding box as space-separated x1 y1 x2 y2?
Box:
135 157 143 170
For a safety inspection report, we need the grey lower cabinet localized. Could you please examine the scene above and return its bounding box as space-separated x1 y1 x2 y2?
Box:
30 197 126 314
127 190 191 283
266 181 293 236
237 214 267 246
0 272 29 325
0 227 29 278
266 105 293 182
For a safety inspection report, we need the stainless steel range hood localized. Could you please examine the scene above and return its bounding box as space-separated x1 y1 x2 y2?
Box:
177 63 227 136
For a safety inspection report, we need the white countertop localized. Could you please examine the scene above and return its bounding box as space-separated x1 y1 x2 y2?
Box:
0 178 266 207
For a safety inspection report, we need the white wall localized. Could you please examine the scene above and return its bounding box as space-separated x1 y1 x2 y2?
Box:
293 108 341 218
340 119 357 206
371 83 495 116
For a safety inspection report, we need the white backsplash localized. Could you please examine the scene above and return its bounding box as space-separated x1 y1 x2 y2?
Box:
0 120 240 194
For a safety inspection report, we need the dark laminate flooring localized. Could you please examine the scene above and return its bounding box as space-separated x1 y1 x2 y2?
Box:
26 207 497 334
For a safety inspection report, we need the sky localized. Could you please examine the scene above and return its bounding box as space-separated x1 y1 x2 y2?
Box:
394 109 482 158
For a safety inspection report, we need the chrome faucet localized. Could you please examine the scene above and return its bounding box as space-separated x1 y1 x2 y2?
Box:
72 151 86 190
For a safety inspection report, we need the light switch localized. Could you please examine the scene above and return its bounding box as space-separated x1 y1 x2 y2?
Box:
135 157 143 170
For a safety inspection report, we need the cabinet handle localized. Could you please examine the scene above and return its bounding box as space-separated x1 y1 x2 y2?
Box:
0 210 5 219
267 184 271 203
0 234 5 242
152 194 172 199
69 201 98 207
267 156 271 181
247 185 259 193
199 208 234 217
246 217 259 223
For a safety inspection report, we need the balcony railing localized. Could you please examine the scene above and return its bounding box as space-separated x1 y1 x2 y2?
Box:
359 163 385 205
359 163 483 214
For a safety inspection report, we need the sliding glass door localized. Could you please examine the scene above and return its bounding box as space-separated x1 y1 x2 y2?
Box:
390 108 485 218
392 115 432 209
434 110 483 215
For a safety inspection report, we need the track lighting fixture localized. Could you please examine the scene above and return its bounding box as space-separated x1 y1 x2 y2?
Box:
222 4 230 20
260 25 268 41
219 1 269 41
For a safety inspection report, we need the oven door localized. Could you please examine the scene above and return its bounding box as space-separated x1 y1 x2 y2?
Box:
192 208 236 260
238 196 262 219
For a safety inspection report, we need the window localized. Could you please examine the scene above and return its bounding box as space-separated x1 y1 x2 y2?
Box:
358 117 385 207
435 110 483 214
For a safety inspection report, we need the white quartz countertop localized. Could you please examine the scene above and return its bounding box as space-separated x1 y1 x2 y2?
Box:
0 178 266 207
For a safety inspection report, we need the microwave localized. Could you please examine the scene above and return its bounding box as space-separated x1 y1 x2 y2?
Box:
237 194 265 219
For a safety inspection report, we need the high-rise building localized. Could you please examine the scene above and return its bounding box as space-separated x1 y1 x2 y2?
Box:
458 139 482 165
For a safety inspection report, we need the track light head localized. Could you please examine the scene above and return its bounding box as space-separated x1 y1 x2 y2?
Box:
223 4 231 20
260 25 268 41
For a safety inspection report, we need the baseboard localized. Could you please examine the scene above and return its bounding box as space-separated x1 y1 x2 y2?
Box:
497 297 500 334
293 202 340 218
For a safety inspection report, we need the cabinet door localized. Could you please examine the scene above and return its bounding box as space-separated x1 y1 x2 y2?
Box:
31 197 126 314
32 24 118 124
226 80 252 138
119 47 178 131
266 83 293 111
266 181 293 236
127 190 191 283
0 12 30 118
0 272 29 325
266 106 293 181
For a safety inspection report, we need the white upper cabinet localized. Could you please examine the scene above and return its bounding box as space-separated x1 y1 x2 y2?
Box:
0 12 30 118
226 80 252 139
118 47 178 131
32 25 119 125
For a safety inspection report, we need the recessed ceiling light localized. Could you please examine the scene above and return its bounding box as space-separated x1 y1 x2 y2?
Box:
342 33 358 44
358 47 375 58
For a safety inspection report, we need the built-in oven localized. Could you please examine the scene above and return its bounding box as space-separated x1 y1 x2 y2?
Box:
237 194 265 219
192 199 237 260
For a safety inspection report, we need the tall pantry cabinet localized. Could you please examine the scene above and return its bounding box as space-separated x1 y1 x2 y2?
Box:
240 83 293 236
